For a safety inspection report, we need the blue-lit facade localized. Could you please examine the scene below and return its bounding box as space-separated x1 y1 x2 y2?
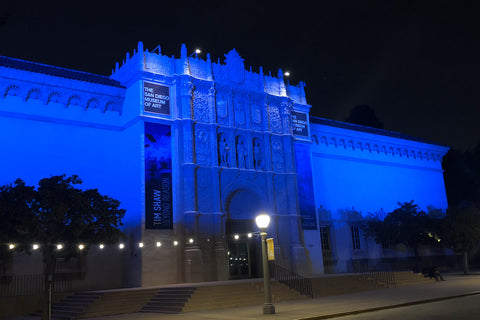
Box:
0 43 449 288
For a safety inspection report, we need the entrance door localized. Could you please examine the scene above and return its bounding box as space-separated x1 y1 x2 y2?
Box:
226 219 259 279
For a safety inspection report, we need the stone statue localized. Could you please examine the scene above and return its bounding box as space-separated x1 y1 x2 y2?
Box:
237 138 247 169
253 140 262 170
219 136 230 167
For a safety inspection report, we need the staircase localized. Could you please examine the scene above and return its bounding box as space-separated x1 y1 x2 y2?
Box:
183 281 306 312
29 272 434 318
311 274 377 297
140 287 196 313
31 292 102 320
394 271 435 286
80 288 159 318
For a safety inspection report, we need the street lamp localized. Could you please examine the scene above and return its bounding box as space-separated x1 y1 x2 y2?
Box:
255 214 275 315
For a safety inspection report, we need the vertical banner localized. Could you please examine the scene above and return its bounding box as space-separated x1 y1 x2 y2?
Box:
144 122 173 229
266 238 275 261
295 143 318 230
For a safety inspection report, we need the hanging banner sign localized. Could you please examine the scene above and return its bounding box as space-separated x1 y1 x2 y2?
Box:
267 238 275 261
295 143 318 230
292 111 309 137
144 122 173 229
143 82 170 115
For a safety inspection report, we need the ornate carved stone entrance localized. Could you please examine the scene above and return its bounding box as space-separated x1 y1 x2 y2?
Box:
224 188 265 279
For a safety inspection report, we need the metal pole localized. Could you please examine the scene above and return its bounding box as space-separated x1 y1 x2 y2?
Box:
48 274 52 320
261 230 275 314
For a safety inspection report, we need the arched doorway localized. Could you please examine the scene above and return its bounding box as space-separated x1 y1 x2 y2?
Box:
224 188 265 279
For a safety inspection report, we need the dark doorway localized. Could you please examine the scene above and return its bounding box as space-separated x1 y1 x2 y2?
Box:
226 219 260 279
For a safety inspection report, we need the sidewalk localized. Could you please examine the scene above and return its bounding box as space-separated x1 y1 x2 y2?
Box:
10 273 480 320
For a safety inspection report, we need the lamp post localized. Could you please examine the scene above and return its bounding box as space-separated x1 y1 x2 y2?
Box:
255 214 275 315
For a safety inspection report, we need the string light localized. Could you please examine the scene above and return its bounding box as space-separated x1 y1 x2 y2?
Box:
4 234 260 251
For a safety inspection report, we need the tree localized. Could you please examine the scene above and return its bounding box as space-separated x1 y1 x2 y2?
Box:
0 175 125 320
345 104 384 129
363 201 440 272
440 203 480 275
443 148 479 207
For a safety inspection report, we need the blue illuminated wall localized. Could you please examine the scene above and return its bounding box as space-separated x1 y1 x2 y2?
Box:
0 59 148 287
309 118 449 272
310 120 448 214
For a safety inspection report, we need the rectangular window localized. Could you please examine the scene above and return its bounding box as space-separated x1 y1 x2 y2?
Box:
319 226 331 252
382 242 391 250
351 226 361 250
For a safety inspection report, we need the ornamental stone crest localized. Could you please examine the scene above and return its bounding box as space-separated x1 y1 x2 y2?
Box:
225 49 245 84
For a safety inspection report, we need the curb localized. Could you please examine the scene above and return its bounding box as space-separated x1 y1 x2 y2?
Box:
295 291 480 320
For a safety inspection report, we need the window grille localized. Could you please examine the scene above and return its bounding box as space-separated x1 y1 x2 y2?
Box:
351 226 361 250
319 226 331 252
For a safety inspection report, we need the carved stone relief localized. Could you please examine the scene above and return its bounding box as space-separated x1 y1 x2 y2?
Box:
271 138 284 172
193 82 210 123
216 94 228 122
25 88 41 102
234 99 245 127
280 102 292 134
1 81 123 112
3 84 20 98
195 125 210 166
66 95 81 108
268 105 282 134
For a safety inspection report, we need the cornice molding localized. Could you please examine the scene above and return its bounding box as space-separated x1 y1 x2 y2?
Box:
0 78 124 113
311 132 446 164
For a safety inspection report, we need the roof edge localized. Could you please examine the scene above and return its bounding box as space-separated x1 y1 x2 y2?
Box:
310 116 449 148
0 55 125 88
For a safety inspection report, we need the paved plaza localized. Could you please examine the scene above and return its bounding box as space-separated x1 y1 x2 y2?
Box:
8 273 480 320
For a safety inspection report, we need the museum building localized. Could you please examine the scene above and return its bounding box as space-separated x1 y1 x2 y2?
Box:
0 42 449 290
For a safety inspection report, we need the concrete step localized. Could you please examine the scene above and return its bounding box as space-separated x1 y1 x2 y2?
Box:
139 287 195 314
183 281 305 312
30 292 102 319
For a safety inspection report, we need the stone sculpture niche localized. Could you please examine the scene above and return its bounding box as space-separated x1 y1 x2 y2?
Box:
253 138 263 170
218 132 230 167
236 136 247 169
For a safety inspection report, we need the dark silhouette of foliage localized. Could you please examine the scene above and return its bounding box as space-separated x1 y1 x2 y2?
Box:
443 148 479 207
0 175 125 319
363 201 441 272
440 203 480 274
345 104 384 129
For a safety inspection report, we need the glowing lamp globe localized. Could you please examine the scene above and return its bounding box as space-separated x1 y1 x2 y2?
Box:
255 214 270 229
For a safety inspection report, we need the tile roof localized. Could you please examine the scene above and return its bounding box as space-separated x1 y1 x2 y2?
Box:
0 55 125 88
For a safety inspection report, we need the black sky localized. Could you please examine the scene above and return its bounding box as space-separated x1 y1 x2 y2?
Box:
1 0 479 150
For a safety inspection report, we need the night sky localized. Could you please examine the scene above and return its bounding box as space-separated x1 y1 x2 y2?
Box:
1 0 479 151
